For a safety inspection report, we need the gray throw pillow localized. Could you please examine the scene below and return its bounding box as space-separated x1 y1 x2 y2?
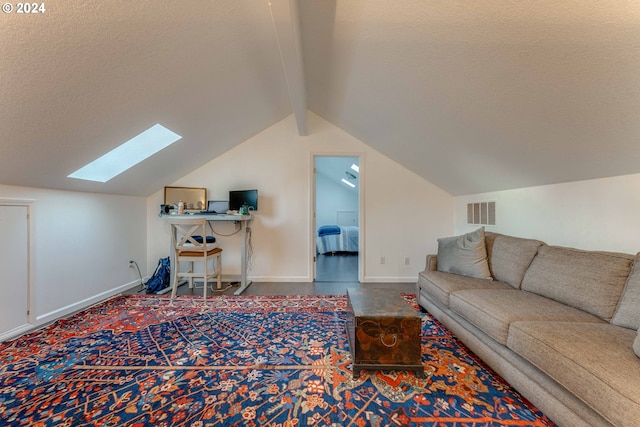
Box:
437 227 493 280
635 329 640 359
612 252 640 329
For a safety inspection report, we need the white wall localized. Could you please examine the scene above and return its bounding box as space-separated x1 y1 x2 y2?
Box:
147 113 454 283
454 174 640 254
9 114 638 334
0 185 146 328
315 170 358 227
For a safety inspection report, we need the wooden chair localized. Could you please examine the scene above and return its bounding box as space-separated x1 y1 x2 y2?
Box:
168 217 222 299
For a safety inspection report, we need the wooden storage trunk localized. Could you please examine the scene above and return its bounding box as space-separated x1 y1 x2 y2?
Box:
346 288 424 377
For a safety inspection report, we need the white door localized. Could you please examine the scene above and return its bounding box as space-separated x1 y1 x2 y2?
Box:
0 205 29 336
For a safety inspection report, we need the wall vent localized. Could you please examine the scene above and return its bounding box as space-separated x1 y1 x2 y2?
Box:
467 201 496 225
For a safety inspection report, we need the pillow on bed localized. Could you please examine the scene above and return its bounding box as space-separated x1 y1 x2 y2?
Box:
437 227 492 280
318 225 341 237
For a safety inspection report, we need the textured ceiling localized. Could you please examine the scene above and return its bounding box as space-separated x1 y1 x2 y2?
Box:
301 1 640 195
2 1 640 196
0 1 291 196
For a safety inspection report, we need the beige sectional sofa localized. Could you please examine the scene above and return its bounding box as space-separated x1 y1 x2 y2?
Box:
416 229 640 427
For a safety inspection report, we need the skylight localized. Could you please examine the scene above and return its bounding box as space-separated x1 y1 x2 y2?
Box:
341 178 356 188
68 124 182 182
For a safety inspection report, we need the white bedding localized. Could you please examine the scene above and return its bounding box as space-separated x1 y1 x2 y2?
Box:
316 225 359 254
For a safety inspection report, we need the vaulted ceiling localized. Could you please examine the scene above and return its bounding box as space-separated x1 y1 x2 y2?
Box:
2 1 640 197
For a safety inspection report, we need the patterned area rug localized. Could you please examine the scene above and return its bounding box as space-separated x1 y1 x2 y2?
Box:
0 294 555 426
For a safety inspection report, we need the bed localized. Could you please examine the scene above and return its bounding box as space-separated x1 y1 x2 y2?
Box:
316 225 359 254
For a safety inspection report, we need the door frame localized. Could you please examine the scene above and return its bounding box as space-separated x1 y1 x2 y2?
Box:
0 198 35 340
310 152 365 283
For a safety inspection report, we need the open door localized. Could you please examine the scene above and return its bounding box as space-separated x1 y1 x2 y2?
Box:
313 155 361 282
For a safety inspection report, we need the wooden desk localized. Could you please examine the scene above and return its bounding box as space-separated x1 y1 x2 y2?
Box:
161 213 253 295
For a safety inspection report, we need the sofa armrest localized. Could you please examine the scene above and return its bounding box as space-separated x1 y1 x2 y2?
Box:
426 254 437 271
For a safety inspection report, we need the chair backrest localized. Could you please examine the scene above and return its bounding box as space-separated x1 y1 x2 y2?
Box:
168 217 212 254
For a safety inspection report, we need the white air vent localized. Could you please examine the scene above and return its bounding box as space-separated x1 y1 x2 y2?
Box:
467 202 496 225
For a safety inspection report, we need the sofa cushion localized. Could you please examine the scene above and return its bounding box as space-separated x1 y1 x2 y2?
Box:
521 245 634 321
437 227 492 280
612 253 640 329
508 321 640 427
417 270 512 307
488 234 544 289
449 289 603 345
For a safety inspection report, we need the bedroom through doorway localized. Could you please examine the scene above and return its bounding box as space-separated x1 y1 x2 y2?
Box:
313 156 360 283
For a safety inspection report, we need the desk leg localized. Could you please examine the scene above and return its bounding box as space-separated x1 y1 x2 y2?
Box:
234 220 252 295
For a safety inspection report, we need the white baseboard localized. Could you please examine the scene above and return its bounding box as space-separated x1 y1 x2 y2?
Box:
229 276 415 283
0 324 34 342
362 276 416 283
35 279 144 326
246 276 312 283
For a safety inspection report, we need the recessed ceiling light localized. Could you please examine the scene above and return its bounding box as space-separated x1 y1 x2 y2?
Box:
68 124 182 182
350 164 359 173
341 178 356 188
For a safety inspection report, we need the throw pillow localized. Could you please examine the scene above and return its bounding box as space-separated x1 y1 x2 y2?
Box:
634 329 640 359
437 227 493 280
612 252 640 329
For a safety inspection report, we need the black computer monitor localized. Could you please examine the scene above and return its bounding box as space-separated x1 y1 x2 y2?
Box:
229 189 258 211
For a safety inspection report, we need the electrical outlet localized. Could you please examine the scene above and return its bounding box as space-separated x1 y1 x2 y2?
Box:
404 257 410 265
380 256 385 264
129 260 135 268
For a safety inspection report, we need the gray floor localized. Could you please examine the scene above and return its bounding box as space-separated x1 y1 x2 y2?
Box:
129 278 416 297
129 251 415 296
315 253 358 282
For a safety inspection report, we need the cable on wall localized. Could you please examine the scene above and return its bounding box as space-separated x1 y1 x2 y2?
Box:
246 225 253 273
207 221 242 237
130 260 147 293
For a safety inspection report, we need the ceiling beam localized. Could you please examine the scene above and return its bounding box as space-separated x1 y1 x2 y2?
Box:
267 0 308 136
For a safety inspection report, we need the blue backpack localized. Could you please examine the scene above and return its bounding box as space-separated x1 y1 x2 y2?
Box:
146 257 171 294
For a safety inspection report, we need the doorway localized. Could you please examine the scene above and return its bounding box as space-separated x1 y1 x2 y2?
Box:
313 156 360 282
0 203 30 339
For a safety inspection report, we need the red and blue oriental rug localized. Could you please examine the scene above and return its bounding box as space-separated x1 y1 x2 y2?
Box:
0 294 555 426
